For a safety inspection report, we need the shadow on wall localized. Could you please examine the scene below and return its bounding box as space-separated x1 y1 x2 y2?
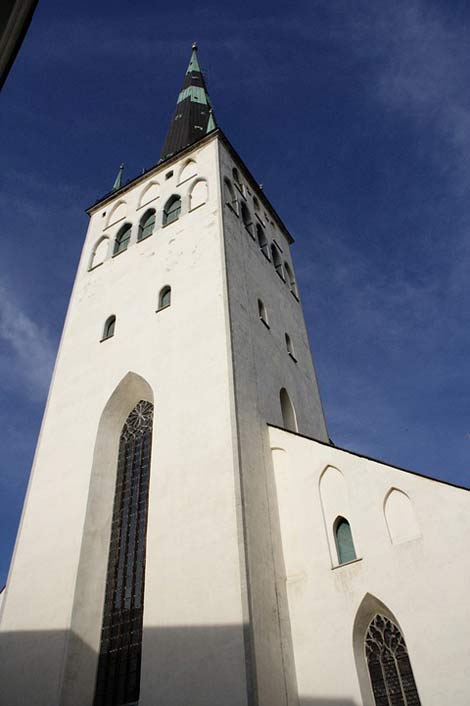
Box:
0 624 360 706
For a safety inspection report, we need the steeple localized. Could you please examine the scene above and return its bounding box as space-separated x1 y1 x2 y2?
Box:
160 43 216 161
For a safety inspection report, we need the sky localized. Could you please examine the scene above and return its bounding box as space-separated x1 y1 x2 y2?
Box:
1 0 469 587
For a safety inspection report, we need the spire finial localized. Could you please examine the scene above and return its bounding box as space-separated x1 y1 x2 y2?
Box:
192 41 198 50
112 163 124 192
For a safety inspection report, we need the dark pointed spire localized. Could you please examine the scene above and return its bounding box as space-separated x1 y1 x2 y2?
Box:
112 163 124 191
160 44 216 161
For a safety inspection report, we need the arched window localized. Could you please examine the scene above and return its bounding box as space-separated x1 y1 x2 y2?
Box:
253 195 260 212
284 262 298 298
158 285 171 310
280 388 297 432
138 209 156 241
256 224 270 259
271 244 285 280
93 401 154 706
241 202 253 236
113 223 132 255
334 517 356 564
224 179 237 213
285 333 296 360
365 614 421 706
162 195 181 226
102 315 116 341
258 299 269 327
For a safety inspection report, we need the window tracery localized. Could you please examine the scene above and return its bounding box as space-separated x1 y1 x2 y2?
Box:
93 400 154 706
365 614 421 706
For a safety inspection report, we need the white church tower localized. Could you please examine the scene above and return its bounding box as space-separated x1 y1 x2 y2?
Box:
0 45 327 706
1 45 469 706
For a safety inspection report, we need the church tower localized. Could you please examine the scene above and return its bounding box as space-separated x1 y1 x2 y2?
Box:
0 46 328 706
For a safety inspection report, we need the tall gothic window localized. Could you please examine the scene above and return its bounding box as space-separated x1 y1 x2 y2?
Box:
365 614 421 706
93 400 154 706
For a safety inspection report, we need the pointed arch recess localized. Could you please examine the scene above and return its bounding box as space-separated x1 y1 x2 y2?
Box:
189 179 208 210
61 372 154 705
384 488 421 545
178 159 198 184
139 181 160 208
106 200 127 228
319 465 357 566
89 236 109 270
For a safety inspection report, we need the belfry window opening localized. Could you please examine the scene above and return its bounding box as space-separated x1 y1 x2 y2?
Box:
113 223 132 256
162 195 181 226
138 209 156 241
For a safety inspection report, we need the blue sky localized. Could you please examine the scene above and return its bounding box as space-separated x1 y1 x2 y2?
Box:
1 0 469 586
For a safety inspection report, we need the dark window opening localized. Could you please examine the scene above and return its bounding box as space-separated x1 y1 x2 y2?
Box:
113 223 132 256
162 195 181 226
93 401 154 706
334 517 356 565
365 614 421 706
138 209 156 241
102 315 116 341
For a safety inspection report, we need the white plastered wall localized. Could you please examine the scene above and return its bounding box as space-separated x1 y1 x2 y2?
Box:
269 425 470 706
0 136 249 706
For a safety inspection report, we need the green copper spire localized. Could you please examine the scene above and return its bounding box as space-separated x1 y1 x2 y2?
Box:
160 45 217 161
112 164 124 191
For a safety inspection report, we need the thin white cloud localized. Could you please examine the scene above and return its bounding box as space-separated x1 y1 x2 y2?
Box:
0 281 55 400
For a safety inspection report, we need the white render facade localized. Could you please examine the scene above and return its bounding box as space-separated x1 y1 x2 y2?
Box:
0 124 468 706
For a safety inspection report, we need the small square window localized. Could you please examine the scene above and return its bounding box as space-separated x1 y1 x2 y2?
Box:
165 170 173 180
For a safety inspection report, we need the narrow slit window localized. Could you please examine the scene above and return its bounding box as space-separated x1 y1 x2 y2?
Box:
241 202 253 236
285 333 296 360
258 299 269 327
232 167 242 190
284 262 298 298
102 315 116 341
280 388 297 432
162 195 181 226
334 517 356 565
113 223 132 255
158 286 171 310
138 209 156 241
224 179 237 213
256 224 270 259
